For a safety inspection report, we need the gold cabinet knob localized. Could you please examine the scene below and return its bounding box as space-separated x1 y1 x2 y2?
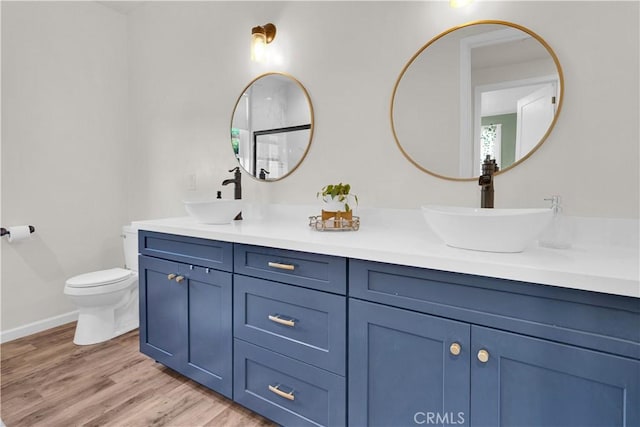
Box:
175 275 185 283
477 349 490 363
167 273 177 280
449 342 461 356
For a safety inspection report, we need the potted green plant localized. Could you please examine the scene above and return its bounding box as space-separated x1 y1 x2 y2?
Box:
317 183 358 213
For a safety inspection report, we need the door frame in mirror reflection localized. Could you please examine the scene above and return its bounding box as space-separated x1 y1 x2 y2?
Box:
473 75 559 176
391 20 564 181
230 72 315 182
460 26 561 176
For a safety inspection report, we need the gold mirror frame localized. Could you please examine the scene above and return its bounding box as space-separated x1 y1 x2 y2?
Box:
390 20 565 181
230 72 315 182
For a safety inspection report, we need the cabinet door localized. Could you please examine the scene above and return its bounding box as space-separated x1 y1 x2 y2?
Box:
349 299 470 427
139 256 233 398
182 266 233 398
471 326 640 426
139 256 186 373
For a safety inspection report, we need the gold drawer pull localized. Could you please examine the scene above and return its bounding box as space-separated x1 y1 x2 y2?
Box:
175 275 185 283
268 384 295 401
477 349 490 363
268 314 296 327
268 261 295 271
167 273 177 280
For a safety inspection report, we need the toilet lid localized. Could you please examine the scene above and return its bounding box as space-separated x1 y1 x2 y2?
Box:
66 268 132 288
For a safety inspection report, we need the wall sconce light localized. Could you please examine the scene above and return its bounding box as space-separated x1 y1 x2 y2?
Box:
450 0 473 8
251 23 276 62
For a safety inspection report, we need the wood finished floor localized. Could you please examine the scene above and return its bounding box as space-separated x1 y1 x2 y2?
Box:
0 322 276 427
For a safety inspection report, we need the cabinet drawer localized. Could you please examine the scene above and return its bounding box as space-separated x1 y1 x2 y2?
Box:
139 231 232 272
350 259 640 360
234 275 346 375
234 339 346 427
234 244 346 294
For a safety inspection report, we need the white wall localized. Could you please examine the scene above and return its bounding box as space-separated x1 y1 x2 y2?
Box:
1 2 128 334
1 0 638 338
127 1 639 221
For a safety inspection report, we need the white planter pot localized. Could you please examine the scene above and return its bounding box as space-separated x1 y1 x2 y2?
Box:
322 197 348 212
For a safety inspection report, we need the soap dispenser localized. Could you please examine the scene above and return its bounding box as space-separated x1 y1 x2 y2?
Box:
539 195 572 249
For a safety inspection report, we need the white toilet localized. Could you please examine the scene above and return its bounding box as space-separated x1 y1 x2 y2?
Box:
64 225 139 345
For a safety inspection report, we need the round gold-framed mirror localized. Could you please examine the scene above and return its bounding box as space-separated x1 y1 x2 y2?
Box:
391 20 564 181
230 72 314 181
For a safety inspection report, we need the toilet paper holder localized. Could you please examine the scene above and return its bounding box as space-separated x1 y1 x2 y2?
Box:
1 225 36 237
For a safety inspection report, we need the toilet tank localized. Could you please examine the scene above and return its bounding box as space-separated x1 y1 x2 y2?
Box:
122 225 139 272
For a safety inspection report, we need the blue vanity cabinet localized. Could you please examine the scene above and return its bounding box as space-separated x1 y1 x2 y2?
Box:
233 244 347 427
136 228 639 426
138 232 233 398
349 259 640 427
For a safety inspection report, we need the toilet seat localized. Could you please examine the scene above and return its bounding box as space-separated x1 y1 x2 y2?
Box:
64 268 137 296
67 268 132 288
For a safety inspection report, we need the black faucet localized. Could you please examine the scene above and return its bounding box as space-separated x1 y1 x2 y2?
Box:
478 155 499 208
222 166 242 220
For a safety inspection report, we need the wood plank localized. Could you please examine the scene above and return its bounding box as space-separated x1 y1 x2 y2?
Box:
0 342 37 361
1 322 275 427
0 388 43 416
113 381 222 426
10 376 116 427
206 404 276 427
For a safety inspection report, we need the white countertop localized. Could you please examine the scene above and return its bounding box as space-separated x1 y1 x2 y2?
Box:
133 205 640 298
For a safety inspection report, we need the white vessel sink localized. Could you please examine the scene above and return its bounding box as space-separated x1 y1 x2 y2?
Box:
184 199 243 224
421 205 553 253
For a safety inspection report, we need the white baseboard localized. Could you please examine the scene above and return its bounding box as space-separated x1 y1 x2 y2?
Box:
1 311 78 344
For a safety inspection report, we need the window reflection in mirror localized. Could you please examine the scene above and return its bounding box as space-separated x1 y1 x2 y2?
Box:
230 73 314 181
391 21 563 181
